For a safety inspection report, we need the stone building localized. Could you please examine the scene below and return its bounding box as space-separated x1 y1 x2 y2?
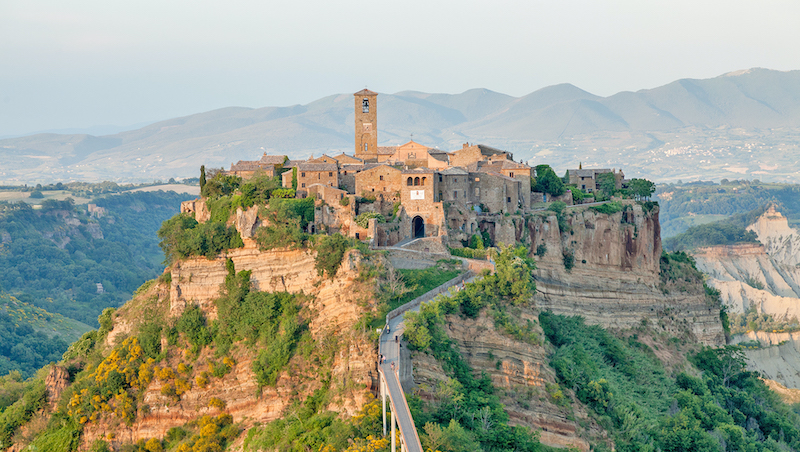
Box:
386 141 449 169
354 164 402 199
354 89 379 161
567 168 625 192
226 154 288 179
449 143 512 168
295 162 339 196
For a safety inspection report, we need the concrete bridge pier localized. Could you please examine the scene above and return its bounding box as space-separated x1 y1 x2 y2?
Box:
391 408 396 452
382 376 387 437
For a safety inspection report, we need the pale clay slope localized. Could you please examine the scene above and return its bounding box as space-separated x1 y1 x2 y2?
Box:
693 206 800 317
693 206 800 389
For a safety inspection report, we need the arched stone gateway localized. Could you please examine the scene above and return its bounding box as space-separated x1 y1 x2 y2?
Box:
412 216 425 238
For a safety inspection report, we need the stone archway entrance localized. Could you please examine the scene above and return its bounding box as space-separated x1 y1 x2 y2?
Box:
412 216 425 238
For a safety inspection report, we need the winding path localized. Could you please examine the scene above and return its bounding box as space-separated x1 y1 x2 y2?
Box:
377 268 480 452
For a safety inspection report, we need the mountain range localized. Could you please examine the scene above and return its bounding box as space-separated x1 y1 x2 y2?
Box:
2 67 799 184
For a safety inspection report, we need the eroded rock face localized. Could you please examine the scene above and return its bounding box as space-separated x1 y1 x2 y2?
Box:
80 246 378 450
529 203 724 345
45 366 70 412
412 311 597 452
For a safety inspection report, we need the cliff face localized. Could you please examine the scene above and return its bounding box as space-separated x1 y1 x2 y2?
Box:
412 311 599 451
526 203 724 345
693 243 800 317
79 244 379 450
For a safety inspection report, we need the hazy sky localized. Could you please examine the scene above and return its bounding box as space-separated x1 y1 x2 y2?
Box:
1 0 799 137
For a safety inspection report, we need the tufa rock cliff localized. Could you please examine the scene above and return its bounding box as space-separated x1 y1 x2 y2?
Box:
524 203 724 345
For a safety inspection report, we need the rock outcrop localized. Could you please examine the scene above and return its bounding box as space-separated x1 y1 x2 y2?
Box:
412 311 599 451
528 203 724 345
80 244 379 449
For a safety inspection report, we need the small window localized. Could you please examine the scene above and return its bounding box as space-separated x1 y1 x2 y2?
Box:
318 173 320 179
454 191 458 199
344 171 347 175
329 172 333 177
414 177 420 186
422 177 426 185
380 175 384 181
407 177 413 186
364 143 368 152
362 98 369 113
301 183 306 188
509 172 514 178
301 172 306 177
475 187 480 197
507 197 511 202
371 188 374 192
438 175 443 182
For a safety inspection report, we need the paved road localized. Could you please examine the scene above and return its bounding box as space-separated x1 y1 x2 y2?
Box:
378 273 480 452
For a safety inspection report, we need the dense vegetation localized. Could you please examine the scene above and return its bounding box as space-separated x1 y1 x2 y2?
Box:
0 255 318 451
657 180 800 237
664 221 760 252
400 246 543 452
0 191 191 326
0 293 74 378
541 312 800 451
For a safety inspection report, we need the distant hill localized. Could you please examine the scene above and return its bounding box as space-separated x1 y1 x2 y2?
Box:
2 68 799 184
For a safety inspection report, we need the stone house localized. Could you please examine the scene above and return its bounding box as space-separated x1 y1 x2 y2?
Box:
295 162 339 196
568 168 625 192
449 144 512 168
354 164 402 199
227 154 288 179
386 141 449 169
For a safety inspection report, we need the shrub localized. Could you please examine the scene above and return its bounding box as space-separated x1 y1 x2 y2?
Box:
534 244 547 257
314 233 351 278
355 212 385 229
589 201 623 215
562 250 575 271
339 196 350 206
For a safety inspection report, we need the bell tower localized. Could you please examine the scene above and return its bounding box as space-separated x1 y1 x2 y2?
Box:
354 89 378 161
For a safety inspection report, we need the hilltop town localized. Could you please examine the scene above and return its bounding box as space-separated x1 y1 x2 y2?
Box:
185 89 634 249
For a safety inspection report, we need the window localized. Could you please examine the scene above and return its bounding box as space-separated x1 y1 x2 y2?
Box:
454 191 457 199
318 173 320 179
344 171 347 175
301 172 306 177
474 187 480 197
454 178 457 183
301 183 306 188
408 152 416 159
507 197 511 202
379 175 384 181
364 143 368 152
438 192 443 201
439 175 443 182
414 177 420 186
362 98 369 113
329 172 333 177
422 177 426 185
509 172 514 178
407 177 413 186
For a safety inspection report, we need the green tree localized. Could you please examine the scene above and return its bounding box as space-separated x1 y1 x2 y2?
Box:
628 178 656 200
533 165 565 196
597 172 617 196
199 165 206 192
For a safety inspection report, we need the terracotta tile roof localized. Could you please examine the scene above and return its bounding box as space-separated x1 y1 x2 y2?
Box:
570 168 612 177
354 89 378 96
229 160 260 171
439 167 468 175
297 162 338 172
377 146 397 155
259 154 288 164
401 167 435 174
